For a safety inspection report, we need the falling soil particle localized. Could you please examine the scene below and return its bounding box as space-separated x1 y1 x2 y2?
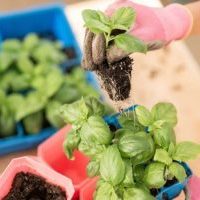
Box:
97 57 133 101
3 172 67 200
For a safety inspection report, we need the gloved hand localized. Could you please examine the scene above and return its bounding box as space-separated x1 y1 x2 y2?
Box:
82 0 193 70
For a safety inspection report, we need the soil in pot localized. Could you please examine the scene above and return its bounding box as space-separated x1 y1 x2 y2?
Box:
97 56 133 101
3 172 67 200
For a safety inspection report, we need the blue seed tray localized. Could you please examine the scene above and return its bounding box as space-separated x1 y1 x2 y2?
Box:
0 4 99 156
104 106 193 200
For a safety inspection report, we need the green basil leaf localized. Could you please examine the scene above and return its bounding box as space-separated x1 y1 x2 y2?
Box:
151 103 177 127
100 145 125 186
17 53 34 74
119 111 145 132
82 9 101 24
78 140 106 159
82 10 111 34
153 126 176 150
35 68 63 98
87 160 100 177
97 11 111 25
143 162 166 189
168 142 176 156
23 111 43 134
115 33 147 54
169 162 187 182
0 101 15 137
32 41 65 64
119 132 155 165
85 21 111 34
173 142 200 162
115 129 134 141
10 73 30 92
148 120 165 132
111 7 136 30
2 39 21 52
15 91 47 121
53 82 81 104
23 33 39 51
122 159 134 187
95 182 118 200
154 149 172 166
60 98 89 129
0 52 14 73
63 130 80 160
133 165 145 183
135 105 153 126
123 187 155 200
45 101 65 128
80 116 112 145
85 97 105 117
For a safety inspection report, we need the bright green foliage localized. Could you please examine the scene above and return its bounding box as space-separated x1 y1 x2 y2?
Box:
143 162 166 189
87 160 100 177
82 8 147 53
100 145 125 186
172 142 200 162
153 148 172 166
80 116 112 145
168 162 187 182
23 111 43 134
123 187 155 200
61 97 200 199
0 33 101 137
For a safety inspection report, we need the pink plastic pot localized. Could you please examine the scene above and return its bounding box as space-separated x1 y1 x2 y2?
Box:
0 156 74 200
80 177 98 200
38 125 91 199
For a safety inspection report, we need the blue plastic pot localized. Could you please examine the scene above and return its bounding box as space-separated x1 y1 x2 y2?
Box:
0 4 98 156
104 106 192 200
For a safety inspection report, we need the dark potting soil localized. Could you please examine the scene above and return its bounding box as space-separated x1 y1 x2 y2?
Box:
150 188 159 197
3 172 67 200
97 57 133 101
164 178 177 187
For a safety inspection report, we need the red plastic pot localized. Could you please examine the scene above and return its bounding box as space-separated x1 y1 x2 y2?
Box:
0 156 74 200
79 177 98 200
38 126 91 199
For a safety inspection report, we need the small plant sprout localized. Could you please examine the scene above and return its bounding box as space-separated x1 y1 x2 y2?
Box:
82 7 147 54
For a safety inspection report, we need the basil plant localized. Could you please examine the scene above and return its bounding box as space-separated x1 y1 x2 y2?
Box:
0 33 100 137
60 97 200 199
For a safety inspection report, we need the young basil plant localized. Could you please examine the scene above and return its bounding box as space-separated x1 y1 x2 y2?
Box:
82 7 147 53
61 97 200 199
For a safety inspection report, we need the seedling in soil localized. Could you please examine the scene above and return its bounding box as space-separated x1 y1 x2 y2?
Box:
82 8 147 102
60 97 200 199
82 8 147 53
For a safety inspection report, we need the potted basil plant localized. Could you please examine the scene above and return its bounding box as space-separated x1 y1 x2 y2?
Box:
60 97 200 200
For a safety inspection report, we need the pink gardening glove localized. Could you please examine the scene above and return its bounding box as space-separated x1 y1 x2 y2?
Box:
187 176 200 200
106 0 192 50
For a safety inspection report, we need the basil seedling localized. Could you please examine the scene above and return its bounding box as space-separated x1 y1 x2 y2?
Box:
82 8 147 53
